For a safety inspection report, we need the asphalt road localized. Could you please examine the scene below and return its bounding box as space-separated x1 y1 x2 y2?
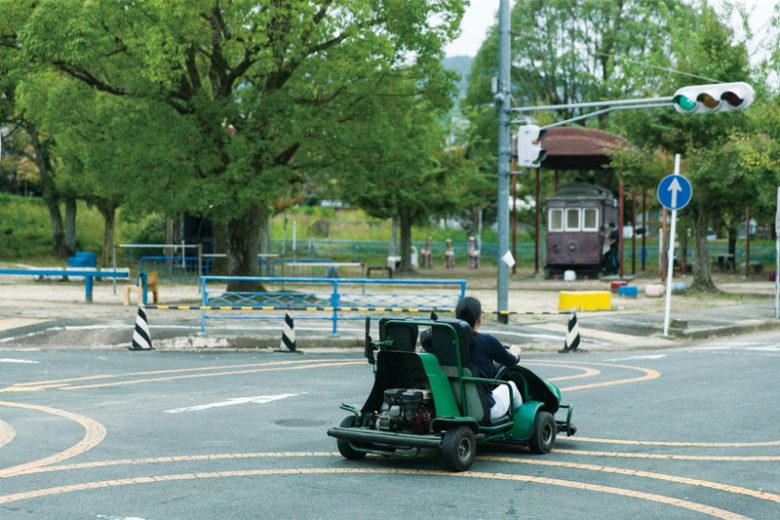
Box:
1 331 779 519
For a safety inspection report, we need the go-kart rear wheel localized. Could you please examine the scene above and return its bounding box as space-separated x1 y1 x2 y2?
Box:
441 426 476 472
529 411 556 454
337 415 366 460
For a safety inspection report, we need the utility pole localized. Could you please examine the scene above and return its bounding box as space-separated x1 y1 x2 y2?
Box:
496 0 511 323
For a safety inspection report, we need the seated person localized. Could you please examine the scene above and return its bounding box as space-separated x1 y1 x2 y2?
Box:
455 297 523 421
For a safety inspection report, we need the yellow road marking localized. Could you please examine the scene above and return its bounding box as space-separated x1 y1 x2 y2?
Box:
484 456 780 505
555 448 780 462
25 451 780 506
61 361 364 390
559 363 661 392
0 419 15 448
2 358 358 392
0 402 106 478
535 364 601 382
572 436 780 448
0 467 749 518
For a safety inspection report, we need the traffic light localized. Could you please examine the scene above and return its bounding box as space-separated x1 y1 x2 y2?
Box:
516 124 547 168
672 82 755 114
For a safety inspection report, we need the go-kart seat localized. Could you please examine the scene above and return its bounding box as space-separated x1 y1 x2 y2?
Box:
427 318 492 424
379 317 419 352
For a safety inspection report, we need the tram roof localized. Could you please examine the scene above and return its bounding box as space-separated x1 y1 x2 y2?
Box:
541 127 630 171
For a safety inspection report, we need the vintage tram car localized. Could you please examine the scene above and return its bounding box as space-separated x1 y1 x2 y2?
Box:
545 183 618 278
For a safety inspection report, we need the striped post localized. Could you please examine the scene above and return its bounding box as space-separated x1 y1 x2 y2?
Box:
129 305 154 351
559 310 581 353
280 312 296 352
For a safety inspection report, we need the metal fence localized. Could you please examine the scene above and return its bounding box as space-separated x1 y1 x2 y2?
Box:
199 276 467 335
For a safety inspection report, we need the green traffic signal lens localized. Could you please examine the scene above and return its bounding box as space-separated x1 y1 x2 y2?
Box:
673 94 697 112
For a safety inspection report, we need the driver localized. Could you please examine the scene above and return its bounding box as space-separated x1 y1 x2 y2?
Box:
455 297 523 422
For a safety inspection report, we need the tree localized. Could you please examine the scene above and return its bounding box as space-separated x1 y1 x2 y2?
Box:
611 2 755 291
19 0 464 288
1 2 71 257
328 78 461 272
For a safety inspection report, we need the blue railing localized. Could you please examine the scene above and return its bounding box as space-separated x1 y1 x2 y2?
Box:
199 276 467 335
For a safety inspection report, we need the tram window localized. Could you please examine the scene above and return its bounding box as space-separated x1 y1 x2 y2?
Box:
565 208 580 231
549 208 563 232
582 208 599 231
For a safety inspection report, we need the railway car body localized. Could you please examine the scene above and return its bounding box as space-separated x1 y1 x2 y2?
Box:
545 183 618 278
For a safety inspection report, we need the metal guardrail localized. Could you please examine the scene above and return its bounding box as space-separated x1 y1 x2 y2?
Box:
0 268 129 303
199 276 467 335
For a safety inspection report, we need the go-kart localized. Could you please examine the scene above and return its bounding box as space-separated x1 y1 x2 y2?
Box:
327 317 577 471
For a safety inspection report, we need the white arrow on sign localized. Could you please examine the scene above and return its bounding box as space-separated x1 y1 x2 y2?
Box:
163 393 304 414
667 177 682 209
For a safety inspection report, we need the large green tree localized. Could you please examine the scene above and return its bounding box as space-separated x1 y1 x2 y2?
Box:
328 76 463 272
18 0 463 286
1 2 72 256
612 2 756 291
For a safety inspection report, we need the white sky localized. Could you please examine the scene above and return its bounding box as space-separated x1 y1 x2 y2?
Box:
444 0 777 62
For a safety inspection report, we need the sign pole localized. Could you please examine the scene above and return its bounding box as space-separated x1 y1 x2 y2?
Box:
663 154 682 336
775 187 780 319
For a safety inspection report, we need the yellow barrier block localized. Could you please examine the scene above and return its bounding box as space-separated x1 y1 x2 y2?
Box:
558 291 611 312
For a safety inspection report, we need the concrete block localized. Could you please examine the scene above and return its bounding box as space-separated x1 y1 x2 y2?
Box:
558 291 611 312
645 284 664 297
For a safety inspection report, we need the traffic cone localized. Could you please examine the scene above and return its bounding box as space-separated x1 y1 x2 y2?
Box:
129 305 154 351
559 311 581 353
280 312 296 352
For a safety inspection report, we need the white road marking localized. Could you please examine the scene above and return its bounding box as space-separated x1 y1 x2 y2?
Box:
163 393 304 414
746 346 780 352
604 355 667 362
0 358 40 364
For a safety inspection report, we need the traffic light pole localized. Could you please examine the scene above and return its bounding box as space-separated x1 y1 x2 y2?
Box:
496 0 511 323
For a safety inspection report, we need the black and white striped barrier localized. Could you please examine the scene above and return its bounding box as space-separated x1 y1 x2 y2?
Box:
559 311 581 354
280 312 296 352
129 305 154 351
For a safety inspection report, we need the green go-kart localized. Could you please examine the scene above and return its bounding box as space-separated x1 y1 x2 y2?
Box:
327 317 577 471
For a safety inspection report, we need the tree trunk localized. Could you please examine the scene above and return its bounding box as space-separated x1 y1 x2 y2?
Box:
691 206 717 292
97 201 116 267
64 196 78 255
45 198 67 258
29 124 67 257
259 216 272 254
727 226 737 258
211 221 228 275
398 208 413 273
225 206 265 291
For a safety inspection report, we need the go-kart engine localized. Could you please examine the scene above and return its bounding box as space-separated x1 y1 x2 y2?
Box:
375 388 434 434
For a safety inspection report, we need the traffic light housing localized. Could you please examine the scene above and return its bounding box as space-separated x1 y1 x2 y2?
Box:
672 82 755 114
516 125 547 168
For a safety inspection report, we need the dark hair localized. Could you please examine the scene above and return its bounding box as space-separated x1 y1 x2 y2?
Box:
455 296 481 328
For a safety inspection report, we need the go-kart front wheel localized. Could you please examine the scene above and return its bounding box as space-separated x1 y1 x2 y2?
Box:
529 411 556 454
441 426 476 471
336 416 366 460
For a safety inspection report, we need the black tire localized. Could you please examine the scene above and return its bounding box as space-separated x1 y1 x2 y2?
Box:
441 426 476 472
336 415 366 460
529 411 556 454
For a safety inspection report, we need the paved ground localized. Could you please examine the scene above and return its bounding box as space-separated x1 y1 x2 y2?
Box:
1 273 780 518
1 334 780 519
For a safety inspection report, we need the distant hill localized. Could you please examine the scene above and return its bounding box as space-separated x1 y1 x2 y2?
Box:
443 55 473 104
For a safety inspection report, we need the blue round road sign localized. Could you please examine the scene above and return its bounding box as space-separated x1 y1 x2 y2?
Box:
657 174 692 211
